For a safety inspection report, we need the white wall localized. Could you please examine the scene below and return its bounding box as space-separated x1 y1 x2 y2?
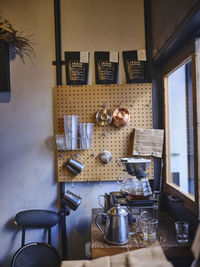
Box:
0 1 58 266
61 0 145 84
61 0 145 260
0 0 145 264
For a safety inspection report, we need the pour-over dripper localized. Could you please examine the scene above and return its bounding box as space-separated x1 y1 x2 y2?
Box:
120 158 153 197
120 158 151 178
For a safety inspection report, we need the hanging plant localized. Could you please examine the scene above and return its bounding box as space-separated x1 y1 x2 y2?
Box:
0 16 35 61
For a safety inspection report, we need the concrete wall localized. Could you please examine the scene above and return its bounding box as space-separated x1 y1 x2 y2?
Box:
0 0 145 265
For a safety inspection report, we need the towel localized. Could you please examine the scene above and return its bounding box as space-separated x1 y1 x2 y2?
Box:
127 246 173 267
85 256 110 267
60 260 88 267
60 246 173 267
132 128 164 158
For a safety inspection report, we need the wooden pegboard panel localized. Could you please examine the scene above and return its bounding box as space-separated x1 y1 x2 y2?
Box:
54 84 153 182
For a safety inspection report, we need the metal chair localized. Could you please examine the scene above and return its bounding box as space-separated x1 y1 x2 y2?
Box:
11 210 61 267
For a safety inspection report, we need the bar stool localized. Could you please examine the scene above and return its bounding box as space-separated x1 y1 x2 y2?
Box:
11 209 61 267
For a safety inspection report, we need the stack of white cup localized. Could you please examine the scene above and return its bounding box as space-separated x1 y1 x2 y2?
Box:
79 123 94 150
64 116 94 150
64 115 79 150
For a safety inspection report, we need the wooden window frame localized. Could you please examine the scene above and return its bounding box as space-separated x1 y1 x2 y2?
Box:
162 40 199 215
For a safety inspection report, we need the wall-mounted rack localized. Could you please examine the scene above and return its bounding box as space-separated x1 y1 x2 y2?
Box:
54 83 153 183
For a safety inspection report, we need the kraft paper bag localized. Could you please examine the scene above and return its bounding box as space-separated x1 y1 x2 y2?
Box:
61 260 88 267
61 246 172 267
84 256 110 267
127 246 173 267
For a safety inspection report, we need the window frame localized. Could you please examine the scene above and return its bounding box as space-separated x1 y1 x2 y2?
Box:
162 40 199 215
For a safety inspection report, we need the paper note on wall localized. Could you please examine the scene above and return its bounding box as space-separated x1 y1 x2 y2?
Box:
80 51 89 63
109 51 119 63
137 49 147 61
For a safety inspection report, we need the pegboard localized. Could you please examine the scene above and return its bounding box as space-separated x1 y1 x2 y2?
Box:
54 84 153 183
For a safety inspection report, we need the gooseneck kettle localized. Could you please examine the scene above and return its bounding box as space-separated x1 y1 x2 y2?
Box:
95 204 138 245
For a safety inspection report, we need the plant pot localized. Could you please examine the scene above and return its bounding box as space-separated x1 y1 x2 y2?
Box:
0 40 10 102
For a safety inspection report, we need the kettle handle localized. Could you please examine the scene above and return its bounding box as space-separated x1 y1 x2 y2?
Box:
95 213 107 235
129 215 141 236
129 211 150 236
98 195 105 209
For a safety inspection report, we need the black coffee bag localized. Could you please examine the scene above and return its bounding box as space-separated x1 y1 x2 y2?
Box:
95 51 118 84
123 50 147 83
65 51 89 85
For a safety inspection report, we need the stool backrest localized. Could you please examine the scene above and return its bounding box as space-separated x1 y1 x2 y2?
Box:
15 210 60 247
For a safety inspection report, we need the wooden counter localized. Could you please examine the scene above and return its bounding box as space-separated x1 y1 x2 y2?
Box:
91 208 192 259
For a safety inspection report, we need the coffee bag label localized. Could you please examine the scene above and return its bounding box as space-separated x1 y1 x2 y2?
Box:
65 51 89 85
95 51 118 84
123 50 147 83
69 60 85 81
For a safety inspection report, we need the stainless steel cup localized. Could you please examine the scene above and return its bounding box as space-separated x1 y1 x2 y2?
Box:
62 190 82 210
66 158 84 174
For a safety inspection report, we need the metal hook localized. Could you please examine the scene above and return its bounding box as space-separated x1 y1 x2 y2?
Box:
59 153 64 159
87 178 90 186
99 178 102 187
103 102 107 108
130 100 135 108
86 152 95 161
103 132 108 138
146 100 151 108
120 101 123 108
71 179 74 188
116 174 122 185
116 159 121 167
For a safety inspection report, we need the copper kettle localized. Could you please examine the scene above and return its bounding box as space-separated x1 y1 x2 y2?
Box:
112 108 130 127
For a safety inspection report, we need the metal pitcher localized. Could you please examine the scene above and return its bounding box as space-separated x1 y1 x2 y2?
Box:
95 204 139 245
66 158 84 174
62 190 82 210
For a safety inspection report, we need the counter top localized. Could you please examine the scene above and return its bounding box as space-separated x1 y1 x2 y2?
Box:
91 208 192 259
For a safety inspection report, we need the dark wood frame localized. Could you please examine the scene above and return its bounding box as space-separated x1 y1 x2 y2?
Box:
162 41 199 215
149 0 200 228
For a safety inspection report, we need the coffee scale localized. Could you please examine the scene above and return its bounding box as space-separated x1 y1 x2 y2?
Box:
100 158 159 224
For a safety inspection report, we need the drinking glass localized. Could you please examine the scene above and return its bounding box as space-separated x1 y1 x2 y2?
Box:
79 123 87 149
175 221 189 244
79 122 94 149
86 123 94 149
141 218 158 241
55 134 66 150
64 115 78 150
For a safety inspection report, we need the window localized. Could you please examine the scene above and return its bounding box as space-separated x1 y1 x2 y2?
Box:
163 41 199 215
